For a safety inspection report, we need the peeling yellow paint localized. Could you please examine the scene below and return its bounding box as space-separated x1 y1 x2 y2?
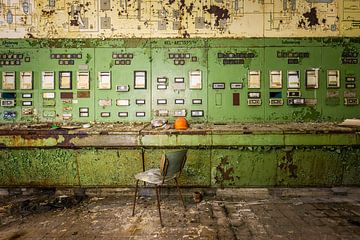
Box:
1 0 359 38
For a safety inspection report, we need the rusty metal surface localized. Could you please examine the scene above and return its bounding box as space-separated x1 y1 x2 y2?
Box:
0 123 358 148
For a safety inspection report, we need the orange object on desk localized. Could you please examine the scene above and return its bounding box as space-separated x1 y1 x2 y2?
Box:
174 117 188 130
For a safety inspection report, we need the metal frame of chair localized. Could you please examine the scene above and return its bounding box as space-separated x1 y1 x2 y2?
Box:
132 149 187 227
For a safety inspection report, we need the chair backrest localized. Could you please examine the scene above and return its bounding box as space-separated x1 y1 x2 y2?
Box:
160 150 187 178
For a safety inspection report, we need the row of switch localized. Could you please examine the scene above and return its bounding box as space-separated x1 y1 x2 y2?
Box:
50 53 82 59
0 54 23 59
218 52 256 58
112 53 134 59
277 51 310 58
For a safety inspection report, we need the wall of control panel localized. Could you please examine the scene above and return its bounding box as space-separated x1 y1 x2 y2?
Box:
0 38 359 123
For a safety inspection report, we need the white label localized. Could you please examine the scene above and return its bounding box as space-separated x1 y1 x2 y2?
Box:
43 92 55 99
287 71 300 89
59 71 72 89
20 71 33 90
116 99 130 106
2 72 16 90
270 70 282 88
42 71 55 90
99 99 112 107
248 70 261 89
306 69 319 88
189 70 202 89
77 71 90 90
134 71 146 89
136 112 145 117
98 71 111 89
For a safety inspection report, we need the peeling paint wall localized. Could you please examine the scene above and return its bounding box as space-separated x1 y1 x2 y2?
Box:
1 0 360 38
0 147 359 187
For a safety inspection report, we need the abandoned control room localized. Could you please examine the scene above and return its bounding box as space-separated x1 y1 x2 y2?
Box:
0 0 359 239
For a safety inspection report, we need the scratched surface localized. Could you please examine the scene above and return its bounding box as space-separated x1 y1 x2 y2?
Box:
0 0 359 38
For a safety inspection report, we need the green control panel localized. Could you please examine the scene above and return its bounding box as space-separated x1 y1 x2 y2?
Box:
0 38 359 123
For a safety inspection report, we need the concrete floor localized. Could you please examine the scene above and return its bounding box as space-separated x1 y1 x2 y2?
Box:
0 188 359 240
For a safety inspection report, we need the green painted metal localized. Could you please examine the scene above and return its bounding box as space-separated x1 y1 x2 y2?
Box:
0 38 359 123
0 131 358 148
0 149 78 186
0 37 359 187
0 147 358 187
76 149 143 187
211 149 278 187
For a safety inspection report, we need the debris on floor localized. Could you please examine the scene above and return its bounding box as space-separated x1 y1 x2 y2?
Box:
0 188 359 239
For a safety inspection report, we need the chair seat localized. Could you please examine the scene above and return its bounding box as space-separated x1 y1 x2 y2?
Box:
135 168 177 185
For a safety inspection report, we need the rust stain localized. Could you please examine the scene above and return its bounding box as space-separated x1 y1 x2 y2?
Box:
299 7 319 28
279 151 298 178
215 156 235 187
203 5 230 27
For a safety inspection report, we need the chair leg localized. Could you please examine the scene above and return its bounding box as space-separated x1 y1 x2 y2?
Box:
132 180 139 216
174 178 186 210
155 186 163 227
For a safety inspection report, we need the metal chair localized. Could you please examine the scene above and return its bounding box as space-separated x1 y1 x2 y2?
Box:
132 149 187 227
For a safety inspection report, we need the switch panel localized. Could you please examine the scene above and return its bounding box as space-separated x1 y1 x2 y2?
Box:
247 99 262 106
136 112 145 117
287 71 300 89
2 72 16 90
288 98 305 105
99 99 112 107
174 109 186 117
59 71 72 89
248 70 261 89
305 69 319 89
22 93 32 98
134 71 147 89
1 99 15 107
191 110 204 117
22 108 33 115
248 92 261 98
157 99 167 105
77 71 90 90
20 71 33 90
175 99 184 104
116 85 130 92
1 92 16 99
157 84 167 90
189 70 202 89
230 83 243 89
327 70 340 88
269 99 284 106
101 112 111 117
3 111 16 120
287 90 301 98
192 99 202 104
344 98 359 105
42 71 55 90
116 99 130 106
22 101 32 106
270 70 282 88
157 77 167 83
118 112 128 117
98 71 111 89
79 107 89 117
156 109 169 117
43 92 55 99
213 83 225 89
136 99 145 105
